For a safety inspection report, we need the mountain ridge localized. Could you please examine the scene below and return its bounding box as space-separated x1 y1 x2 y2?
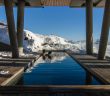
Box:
0 22 110 57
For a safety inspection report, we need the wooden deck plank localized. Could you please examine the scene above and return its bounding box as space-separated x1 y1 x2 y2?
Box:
0 66 24 86
79 60 110 63
80 62 110 84
73 54 97 60
1 55 40 61
0 59 35 67
0 61 30 68
0 58 34 62
0 55 40 86
67 51 110 84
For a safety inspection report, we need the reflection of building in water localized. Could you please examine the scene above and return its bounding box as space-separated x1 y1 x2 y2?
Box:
26 52 67 73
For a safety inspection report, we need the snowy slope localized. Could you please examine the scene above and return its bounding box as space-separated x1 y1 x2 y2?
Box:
0 23 79 52
23 30 44 52
0 22 110 57
0 22 10 44
73 40 110 57
23 30 80 52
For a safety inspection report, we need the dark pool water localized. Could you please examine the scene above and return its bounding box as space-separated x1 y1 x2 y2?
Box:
23 52 100 85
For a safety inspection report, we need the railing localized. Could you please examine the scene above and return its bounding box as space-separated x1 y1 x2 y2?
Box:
0 85 110 95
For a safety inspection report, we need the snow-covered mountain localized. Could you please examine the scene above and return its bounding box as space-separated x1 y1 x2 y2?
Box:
23 30 80 53
0 22 80 53
0 22 10 45
0 22 110 57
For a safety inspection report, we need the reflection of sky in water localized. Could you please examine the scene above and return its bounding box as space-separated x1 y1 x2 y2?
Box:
24 52 100 85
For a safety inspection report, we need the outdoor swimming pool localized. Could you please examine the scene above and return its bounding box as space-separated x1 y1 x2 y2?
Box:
22 52 100 85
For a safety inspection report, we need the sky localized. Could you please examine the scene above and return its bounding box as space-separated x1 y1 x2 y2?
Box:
0 6 109 41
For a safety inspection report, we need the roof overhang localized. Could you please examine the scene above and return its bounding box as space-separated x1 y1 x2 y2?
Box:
0 0 105 8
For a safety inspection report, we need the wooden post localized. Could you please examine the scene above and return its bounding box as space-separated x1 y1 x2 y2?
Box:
85 72 92 85
98 0 110 60
4 0 19 58
86 0 93 55
17 0 25 55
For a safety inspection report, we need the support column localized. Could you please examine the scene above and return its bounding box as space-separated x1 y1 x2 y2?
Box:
86 0 93 55
4 0 19 58
17 0 25 55
98 0 110 60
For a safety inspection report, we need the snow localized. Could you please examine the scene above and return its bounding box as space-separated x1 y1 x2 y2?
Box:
0 23 10 44
0 71 9 75
0 22 110 57
23 30 44 52
23 29 80 53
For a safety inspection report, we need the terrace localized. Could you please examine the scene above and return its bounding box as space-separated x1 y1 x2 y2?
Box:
0 0 110 96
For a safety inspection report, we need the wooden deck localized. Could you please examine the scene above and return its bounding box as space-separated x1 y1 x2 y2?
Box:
0 52 110 95
0 51 110 96
0 55 40 86
0 67 24 86
66 50 110 84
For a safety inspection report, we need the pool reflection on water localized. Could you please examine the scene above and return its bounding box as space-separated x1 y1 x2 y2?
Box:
23 52 100 85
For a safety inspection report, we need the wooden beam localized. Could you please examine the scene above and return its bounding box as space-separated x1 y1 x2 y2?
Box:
25 0 43 7
96 0 106 7
86 0 93 55
98 0 110 60
17 0 25 55
4 0 19 58
70 0 85 7
0 85 110 94
94 0 103 6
